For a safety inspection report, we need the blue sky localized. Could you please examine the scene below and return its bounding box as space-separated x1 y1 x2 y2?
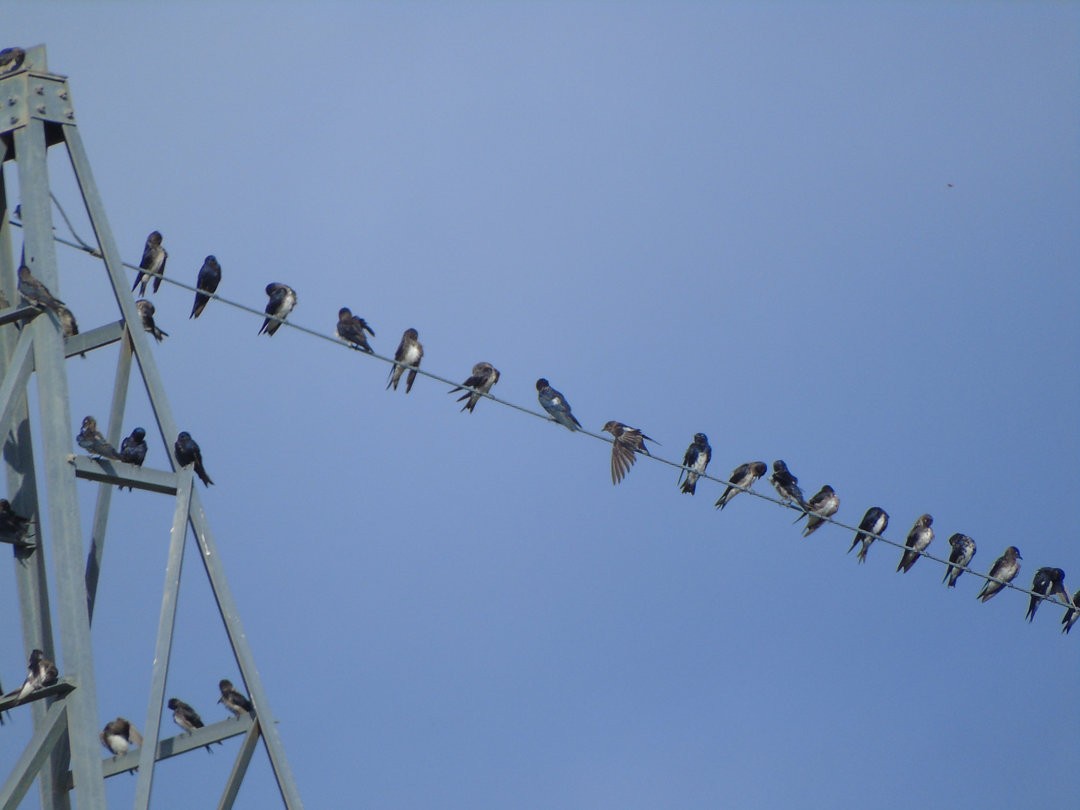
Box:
2 3 1078 808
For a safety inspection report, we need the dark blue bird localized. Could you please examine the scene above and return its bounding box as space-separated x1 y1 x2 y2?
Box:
849 506 889 564
120 427 148 466
536 379 581 431
1025 567 1067 622
678 433 711 495
175 431 213 487
132 231 167 296
259 283 297 336
190 256 222 319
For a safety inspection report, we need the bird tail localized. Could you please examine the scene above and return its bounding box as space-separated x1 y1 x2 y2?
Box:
680 478 696 495
856 542 869 564
714 490 732 510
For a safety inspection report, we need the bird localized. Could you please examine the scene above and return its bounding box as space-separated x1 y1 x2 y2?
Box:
336 307 375 353
387 328 423 392
896 513 934 573
135 299 168 342
849 506 889 564
259 283 297 336
976 546 1022 602
100 717 143 757
769 460 808 511
77 415 120 459
167 698 220 752
1025 567 1067 622
677 433 711 495
119 427 148 467
943 533 977 587
535 378 581 431
602 421 655 485
449 362 500 413
175 431 213 487
0 47 26 76
15 649 58 703
132 231 167 296
190 255 221 319
800 485 839 537
715 461 767 510
218 679 254 718
1062 590 1080 635
57 305 78 339
166 697 203 735
0 498 31 541
18 265 66 315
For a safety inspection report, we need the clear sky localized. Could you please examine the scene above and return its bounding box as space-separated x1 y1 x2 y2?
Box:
2 3 1078 808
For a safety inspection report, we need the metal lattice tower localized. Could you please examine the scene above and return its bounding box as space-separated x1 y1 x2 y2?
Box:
0 45 302 809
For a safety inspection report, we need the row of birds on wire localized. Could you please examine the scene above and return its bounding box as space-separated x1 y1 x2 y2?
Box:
8 228 1080 636
1 647 253 765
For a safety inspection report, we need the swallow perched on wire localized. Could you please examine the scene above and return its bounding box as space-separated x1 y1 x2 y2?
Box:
849 506 889 564
1062 590 1080 634
800 485 839 537
77 416 121 459
387 328 423 393
18 265 66 315
175 431 213 487
218 679 254 718
676 433 711 495
136 299 168 342
449 362 500 413
1025 567 1067 622
336 307 375 353
0 498 31 541
976 546 1022 603
190 255 221 319
715 461 767 510
536 378 581 431
100 717 143 757
896 513 934 573
602 421 656 485
259 283 297 336
943 533 976 587
769 460 808 512
15 649 58 703
132 231 167 296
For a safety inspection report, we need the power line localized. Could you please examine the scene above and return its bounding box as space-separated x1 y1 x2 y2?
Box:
14 217 1078 618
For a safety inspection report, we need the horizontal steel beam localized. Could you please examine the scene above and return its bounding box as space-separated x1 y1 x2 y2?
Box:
69 455 179 495
0 678 76 714
63 319 124 358
64 714 255 787
0 304 42 327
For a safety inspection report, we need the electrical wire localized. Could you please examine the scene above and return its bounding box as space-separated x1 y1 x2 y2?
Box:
11 216 1078 618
